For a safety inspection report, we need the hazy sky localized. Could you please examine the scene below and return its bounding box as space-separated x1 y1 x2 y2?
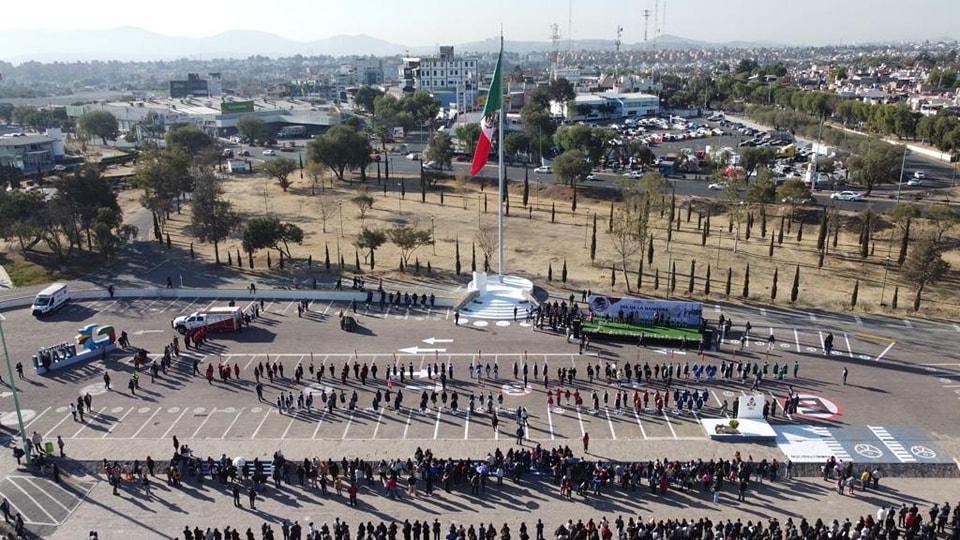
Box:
2 0 956 45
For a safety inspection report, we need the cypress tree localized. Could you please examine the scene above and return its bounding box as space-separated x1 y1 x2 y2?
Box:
355 250 361 271
897 218 911 266
818 247 825 268
471 242 477 272
415 258 420 274
455 239 461 275
308 254 313 269
688 260 695 293
704 264 712 295
777 227 784 245
742 264 750 298
590 214 597 261
608 202 614 232
647 235 655 264
522 175 529 207
325 243 331 270
796 223 803 242
370 249 376 270
791 265 800 302
190 243 195 259
769 233 775 257
851 279 859 307
701 221 708 246
548 262 553 281
760 207 767 238
267 251 272 268
745 212 753 240
279 251 284 270
637 261 643 290
227 251 233 266
236 248 241 268
561 259 568 283
725 268 732 296
891 286 899 309
654 268 660 290
670 261 677 292
816 209 828 251
771 268 779 300
611 264 616 286
551 202 556 223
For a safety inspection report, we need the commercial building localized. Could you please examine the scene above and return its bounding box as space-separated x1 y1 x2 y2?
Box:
170 73 211 99
552 91 660 122
400 46 480 111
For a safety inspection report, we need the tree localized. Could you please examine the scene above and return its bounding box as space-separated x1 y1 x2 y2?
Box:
354 86 385 114
131 143 191 239
590 214 597 261
901 235 950 311
388 224 433 267
704 265 711 295
739 147 777 179
504 132 530 162
562 259 568 283
688 260 696 293
552 149 592 186
846 140 903 195
242 216 304 259
770 268 779 300
304 161 326 195
78 111 118 144
307 125 373 182
606 199 650 294
352 192 375 226
791 265 800 302
455 123 481 156
850 279 859 308
743 169 777 204
742 264 750 298
547 77 576 104
261 158 299 192
554 125 615 167
236 116 269 143
898 218 911 267
475 224 497 272
354 227 387 269
165 125 214 156
190 172 240 264
926 203 959 241
776 178 813 219
53 164 123 252
425 131 454 169
455 238 462 275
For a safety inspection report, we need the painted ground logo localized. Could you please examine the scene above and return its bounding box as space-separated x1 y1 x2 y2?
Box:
793 393 844 421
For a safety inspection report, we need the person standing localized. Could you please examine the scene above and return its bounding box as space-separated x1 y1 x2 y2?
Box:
515 425 523 445
57 436 65 457
15 362 24 379
69 403 78 422
582 432 590 453
248 486 257 509
233 484 241 507
842 366 849 385
103 372 111 391
454 311 460 325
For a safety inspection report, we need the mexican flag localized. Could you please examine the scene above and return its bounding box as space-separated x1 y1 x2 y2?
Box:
470 48 503 176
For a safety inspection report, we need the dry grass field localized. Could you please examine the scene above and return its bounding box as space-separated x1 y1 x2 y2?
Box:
146 168 960 319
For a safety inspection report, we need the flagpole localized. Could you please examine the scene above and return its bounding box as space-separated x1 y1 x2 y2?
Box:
497 35 505 281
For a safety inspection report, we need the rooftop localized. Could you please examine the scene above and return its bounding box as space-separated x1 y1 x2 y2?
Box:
0 135 56 147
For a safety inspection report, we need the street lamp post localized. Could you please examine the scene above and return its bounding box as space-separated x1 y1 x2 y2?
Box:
0 316 30 465
879 256 892 307
431 216 436 255
716 227 723 267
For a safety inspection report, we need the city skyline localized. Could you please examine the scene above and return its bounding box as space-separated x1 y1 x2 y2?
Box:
1 0 957 50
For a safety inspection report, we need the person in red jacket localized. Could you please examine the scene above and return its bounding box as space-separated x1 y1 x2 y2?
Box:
582 432 590 453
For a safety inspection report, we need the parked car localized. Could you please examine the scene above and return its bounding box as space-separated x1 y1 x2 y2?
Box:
262 149 276 156
406 152 421 161
534 166 553 174
707 183 725 190
907 178 923 186
585 174 598 181
913 170 926 180
830 191 863 201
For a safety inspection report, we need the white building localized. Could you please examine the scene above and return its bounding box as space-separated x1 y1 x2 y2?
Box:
552 91 660 122
400 46 480 110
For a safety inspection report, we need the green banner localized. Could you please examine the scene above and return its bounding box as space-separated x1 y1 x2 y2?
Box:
220 101 254 114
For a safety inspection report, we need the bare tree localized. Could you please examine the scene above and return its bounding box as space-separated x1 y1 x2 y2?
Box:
352 188 375 226
475 222 497 270
607 195 651 293
455 170 470 209
313 192 334 234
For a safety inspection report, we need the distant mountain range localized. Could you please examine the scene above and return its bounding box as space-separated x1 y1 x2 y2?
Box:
0 27 784 63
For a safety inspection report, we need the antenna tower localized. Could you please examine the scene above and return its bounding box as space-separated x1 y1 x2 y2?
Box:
642 9 650 44
615 26 623 80
550 23 562 80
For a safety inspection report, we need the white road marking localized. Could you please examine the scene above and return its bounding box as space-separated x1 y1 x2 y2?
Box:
662 411 678 440
605 409 617 440
103 407 135 438
250 408 273 439
875 341 896 362
132 408 162 439
794 329 801 353
221 408 245 439
843 333 853 358
72 407 104 438
402 409 413 439
545 405 556 440
311 410 328 439
191 407 218 438
6 480 59 525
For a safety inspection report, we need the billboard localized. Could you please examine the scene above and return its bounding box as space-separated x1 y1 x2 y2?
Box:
586 294 702 328
220 101 255 114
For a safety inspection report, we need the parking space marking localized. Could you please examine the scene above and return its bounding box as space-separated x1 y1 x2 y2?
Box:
71 407 105 438
132 408 162 438
843 333 854 358
545 405 556 440
311 410 328 439
43 411 72 440
605 409 617 440
191 407 218 438
793 329 801 352
161 407 189 440
103 406 134 438
661 411 678 440
631 409 648 439
7 478 59 525
876 341 896 362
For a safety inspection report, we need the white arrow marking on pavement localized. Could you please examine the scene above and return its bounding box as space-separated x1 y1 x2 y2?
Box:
398 346 447 355
422 337 453 345
133 330 165 335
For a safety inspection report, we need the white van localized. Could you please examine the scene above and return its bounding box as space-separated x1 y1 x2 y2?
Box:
32 283 69 317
